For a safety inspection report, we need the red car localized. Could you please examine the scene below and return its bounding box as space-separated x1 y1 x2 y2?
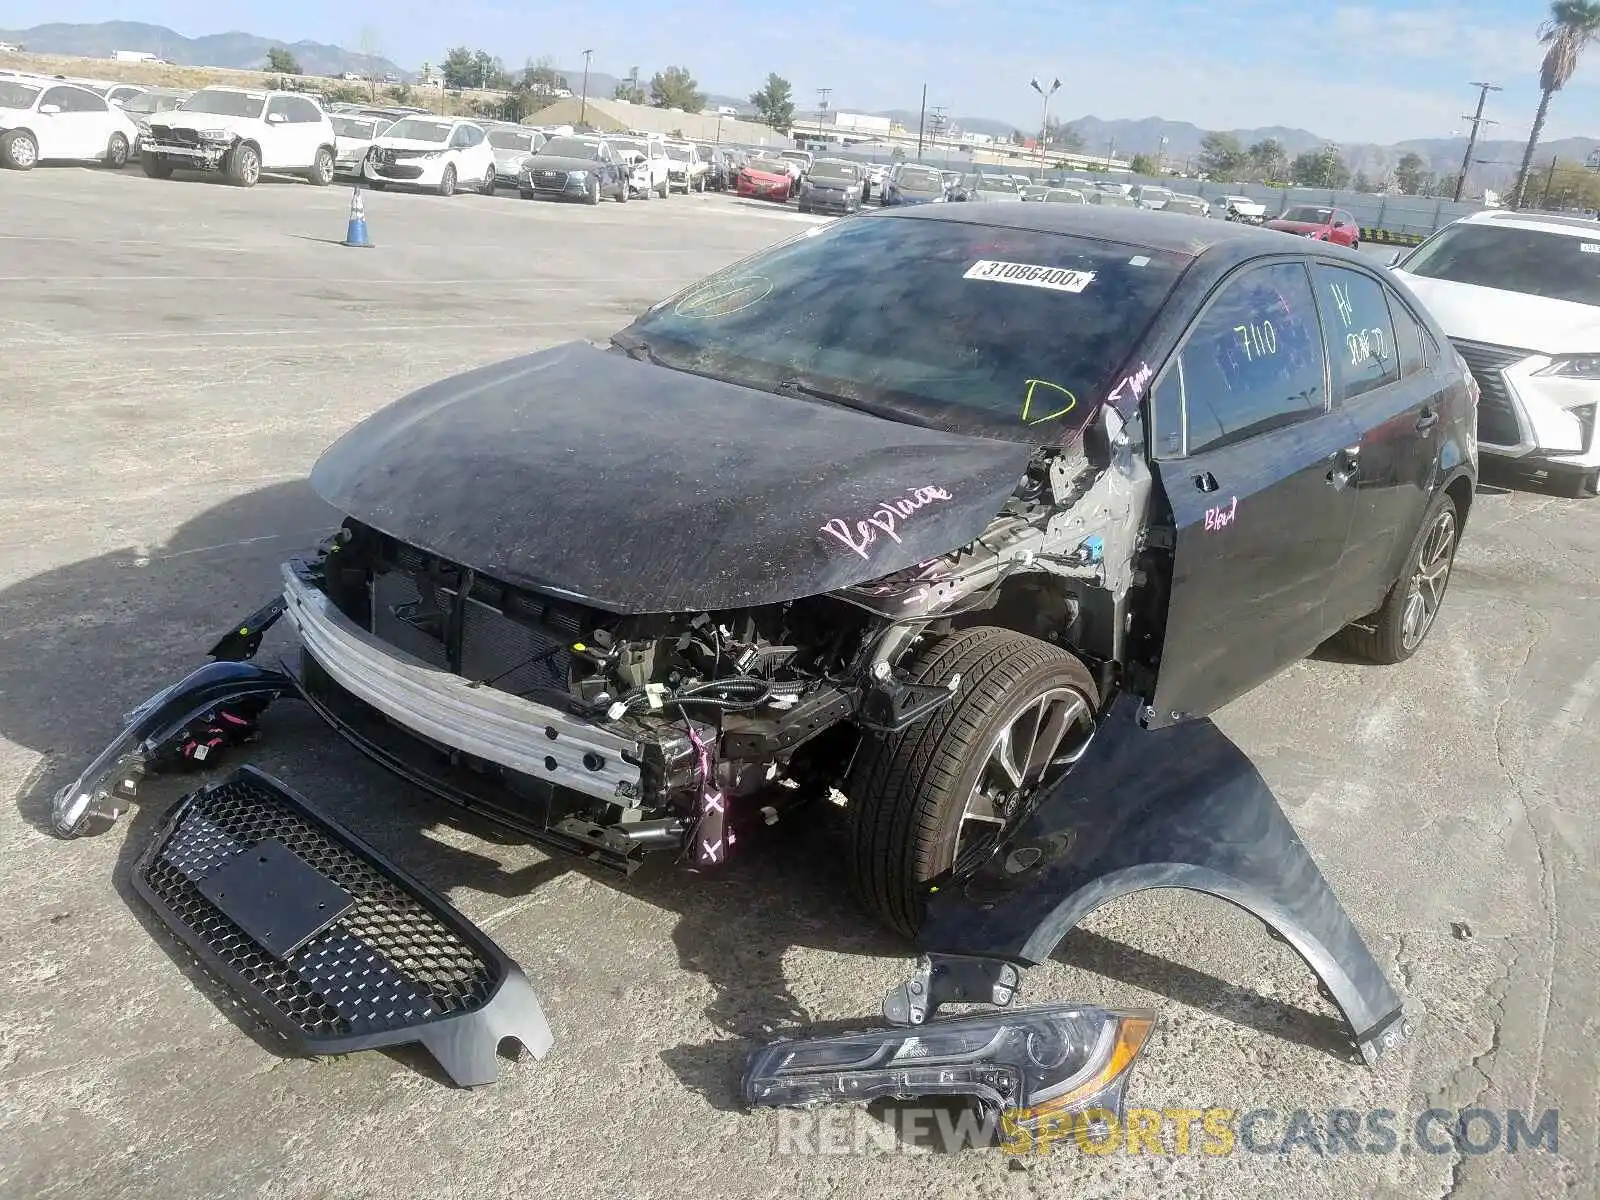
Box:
1266 204 1361 249
736 158 793 203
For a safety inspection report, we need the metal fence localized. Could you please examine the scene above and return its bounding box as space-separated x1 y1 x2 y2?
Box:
828 146 1488 243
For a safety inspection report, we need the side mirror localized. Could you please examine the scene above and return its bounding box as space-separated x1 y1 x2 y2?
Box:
1386 248 1404 268
266 111 286 123
38 103 60 114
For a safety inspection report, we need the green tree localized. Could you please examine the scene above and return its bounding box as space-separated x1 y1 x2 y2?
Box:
1196 131 1247 178
1290 146 1352 188
1247 137 1285 180
1515 1 1600 206
264 47 301 74
1351 169 1373 193
614 68 647 104
441 46 478 89
650 65 704 112
1129 152 1159 175
1394 151 1427 194
749 73 795 133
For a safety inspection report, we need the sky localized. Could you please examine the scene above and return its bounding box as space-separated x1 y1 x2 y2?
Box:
11 0 1600 145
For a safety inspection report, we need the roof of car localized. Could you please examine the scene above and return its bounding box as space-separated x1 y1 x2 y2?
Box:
882 203 1320 259
1461 208 1600 236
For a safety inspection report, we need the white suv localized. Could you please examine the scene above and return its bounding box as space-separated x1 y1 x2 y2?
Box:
664 141 707 193
142 87 336 187
1395 209 1600 495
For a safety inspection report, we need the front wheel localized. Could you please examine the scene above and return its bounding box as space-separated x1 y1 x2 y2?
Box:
585 176 601 205
306 146 334 186
480 169 496 195
1334 489 1461 664
104 132 129 169
140 150 173 178
657 179 669 198
226 142 260 187
437 164 456 197
845 626 1099 937
0 129 39 170
615 177 629 202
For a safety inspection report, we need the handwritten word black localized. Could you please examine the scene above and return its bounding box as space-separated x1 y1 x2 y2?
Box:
821 486 955 560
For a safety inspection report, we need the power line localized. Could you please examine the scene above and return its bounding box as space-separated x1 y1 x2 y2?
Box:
1455 81 1501 202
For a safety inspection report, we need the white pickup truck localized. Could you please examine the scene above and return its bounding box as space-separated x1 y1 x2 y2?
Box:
142 86 337 187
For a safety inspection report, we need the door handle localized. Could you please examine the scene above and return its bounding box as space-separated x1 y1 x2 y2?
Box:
1326 446 1360 488
1193 470 1219 493
1415 407 1439 433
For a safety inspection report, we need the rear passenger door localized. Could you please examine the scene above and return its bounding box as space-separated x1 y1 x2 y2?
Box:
1311 262 1449 621
1147 259 1361 724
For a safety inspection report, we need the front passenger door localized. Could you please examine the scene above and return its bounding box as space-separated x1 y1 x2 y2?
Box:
1148 260 1361 725
260 96 295 167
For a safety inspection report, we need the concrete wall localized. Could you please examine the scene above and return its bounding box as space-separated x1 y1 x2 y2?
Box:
528 96 791 147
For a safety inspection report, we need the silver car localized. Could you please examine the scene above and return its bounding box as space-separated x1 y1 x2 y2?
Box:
486 126 546 189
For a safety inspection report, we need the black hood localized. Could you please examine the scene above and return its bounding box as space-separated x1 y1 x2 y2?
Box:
309 342 1033 614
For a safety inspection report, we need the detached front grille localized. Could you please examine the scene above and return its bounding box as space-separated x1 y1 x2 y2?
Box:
132 767 552 1083
1451 339 1529 448
153 127 201 148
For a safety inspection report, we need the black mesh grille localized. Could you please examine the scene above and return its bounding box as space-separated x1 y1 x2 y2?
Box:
1451 339 1528 448
140 774 500 1039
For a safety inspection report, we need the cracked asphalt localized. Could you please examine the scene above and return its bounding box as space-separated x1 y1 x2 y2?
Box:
0 166 1594 1200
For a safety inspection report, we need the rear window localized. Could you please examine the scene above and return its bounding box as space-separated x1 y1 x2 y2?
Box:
1282 205 1334 223
385 118 452 143
1402 222 1600 307
332 117 377 138
622 217 1189 443
896 166 943 190
488 130 535 151
810 161 858 181
179 89 264 118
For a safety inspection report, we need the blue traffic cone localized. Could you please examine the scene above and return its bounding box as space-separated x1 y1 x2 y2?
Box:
342 185 372 248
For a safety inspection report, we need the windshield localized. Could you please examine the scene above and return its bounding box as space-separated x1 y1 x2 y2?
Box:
332 117 378 138
1402 223 1600 307
1140 188 1172 199
977 174 1019 192
696 145 716 158
810 161 857 181
621 218 1188 443
781 151 810 162
896 166 943 190
1282 205 1333 223
384 118 452 143
122 92 182 115
488 130 535 151
747 156 785 172
0 81 41 108
179 89 265 118
544 136 604 158
666 144 692 161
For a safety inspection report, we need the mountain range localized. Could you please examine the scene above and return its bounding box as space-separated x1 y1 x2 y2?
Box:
5 21 1593 189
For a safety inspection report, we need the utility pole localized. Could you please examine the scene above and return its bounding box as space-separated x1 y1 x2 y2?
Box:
578 48 593 126
1454 81 1501 202
930 105 948 146
817 87 831 125
916 83 927 160
1541 154 1559 208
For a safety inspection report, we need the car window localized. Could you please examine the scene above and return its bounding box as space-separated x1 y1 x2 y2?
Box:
449 125 470 148
1385 290 1435 378
264 96 292 121
462 124 485 146
622 218 1190 445
1179 262 1328 455
1401 222 1600 307
283 96 321 123
1312 264 1399 401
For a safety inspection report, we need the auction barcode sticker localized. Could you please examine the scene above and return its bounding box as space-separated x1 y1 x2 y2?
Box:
963 260 1097 293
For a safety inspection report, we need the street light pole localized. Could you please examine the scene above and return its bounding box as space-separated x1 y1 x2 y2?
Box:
1454 81 1501 202
578 48 593 126
916 83 927 161
1029 75 1060 168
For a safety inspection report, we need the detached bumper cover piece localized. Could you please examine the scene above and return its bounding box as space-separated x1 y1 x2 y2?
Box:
133 765 553 1086
744 1004 1155 1133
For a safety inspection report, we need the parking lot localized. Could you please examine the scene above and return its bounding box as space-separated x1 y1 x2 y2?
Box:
0 166 1595 1200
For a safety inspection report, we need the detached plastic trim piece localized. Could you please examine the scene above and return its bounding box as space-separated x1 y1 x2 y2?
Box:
132 765 553 1086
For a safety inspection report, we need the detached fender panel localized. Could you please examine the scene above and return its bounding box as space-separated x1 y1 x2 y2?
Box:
916 694 1407 1064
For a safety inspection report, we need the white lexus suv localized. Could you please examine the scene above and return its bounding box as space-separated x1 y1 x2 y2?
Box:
142 86 337 187
1395 209 1600 496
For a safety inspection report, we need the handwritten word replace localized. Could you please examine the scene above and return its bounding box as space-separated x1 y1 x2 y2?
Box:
821 486 955 560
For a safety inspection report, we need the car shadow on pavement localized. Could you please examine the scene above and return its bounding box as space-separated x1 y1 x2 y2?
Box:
2 480 1355 1104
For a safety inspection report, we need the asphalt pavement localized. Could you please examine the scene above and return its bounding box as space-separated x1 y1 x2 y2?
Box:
0 167 1593 1200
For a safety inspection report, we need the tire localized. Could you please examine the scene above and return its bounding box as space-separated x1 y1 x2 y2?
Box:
641 181 652 200
306 146 334 186
657 179 669 198
437 165 456 197
1333 489 1461 665
140 150 172 179
104 132 129 169
615 178 628 202
1551 466 1599 498
845 626 1099 937
585 176 601 205
519 188 534 200
481 170 496 196
225 142 260 187
0 129 38 170
368 180 387 191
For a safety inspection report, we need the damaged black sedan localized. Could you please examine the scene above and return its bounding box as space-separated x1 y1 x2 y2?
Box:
54 206 1476 1099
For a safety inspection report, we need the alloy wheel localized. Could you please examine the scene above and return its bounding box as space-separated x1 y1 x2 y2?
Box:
1400 508 1456 651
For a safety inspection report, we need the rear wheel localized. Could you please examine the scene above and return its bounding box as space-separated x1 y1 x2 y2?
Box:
437 164 456 197
1334 489 1460 664
226 142 260 187
104 132 130 169
140 150 173 178
615 177 628 202
846 627 1099 937
0 129 38 170
480 169 496 195
657 178 669 198
1551 466 1599 497
306 146 334 185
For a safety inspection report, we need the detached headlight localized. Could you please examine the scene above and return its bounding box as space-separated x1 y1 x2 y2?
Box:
742 1004 1155 1139
198 129 230 141
1534 355 1600 380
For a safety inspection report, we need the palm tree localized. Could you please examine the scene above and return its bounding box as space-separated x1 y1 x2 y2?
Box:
1513 0 1600 208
